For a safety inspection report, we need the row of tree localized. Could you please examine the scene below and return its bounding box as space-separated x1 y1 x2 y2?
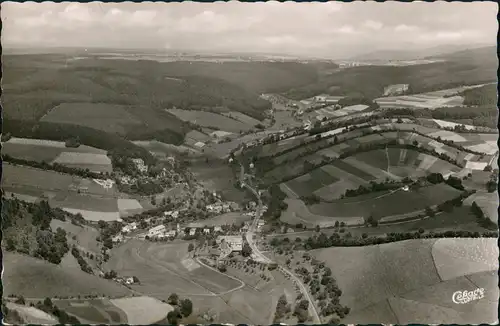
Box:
3 154 106 180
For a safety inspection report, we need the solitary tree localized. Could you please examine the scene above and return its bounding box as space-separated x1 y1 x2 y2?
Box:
241 243 253 257
167 293 179 306
180 299 193 317
188 243 194 252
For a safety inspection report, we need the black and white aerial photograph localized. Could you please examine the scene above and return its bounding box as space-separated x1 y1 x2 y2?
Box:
1 1 498 325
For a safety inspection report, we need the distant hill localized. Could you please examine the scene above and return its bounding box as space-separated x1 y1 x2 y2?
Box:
349 44 493 62
285 45 497 100
427 45 498 62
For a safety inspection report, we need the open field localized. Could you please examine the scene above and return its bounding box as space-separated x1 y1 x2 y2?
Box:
3 252 132 298
309 183 460 220
5 302 58 325
104 240 241 298
463 191 498 223
167 108 252 133
52 152 112 173
222 111 261 126
110 296 174 325
312 238 498 324
3 163 118 196
280 198 365 227
133 140 203 158
41 103 143 135
2 137 108 165
54 298 128 324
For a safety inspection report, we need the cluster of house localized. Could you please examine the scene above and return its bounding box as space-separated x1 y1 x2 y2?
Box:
132 158 148 174
205 201 239 214
216 235 243 252
147 224 179 239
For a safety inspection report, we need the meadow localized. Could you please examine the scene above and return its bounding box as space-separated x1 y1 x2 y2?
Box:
167 108 256 133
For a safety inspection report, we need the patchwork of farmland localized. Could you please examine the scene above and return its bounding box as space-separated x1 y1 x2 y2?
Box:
308 183 460 220
312 238 498 324
167 108 253 133
374 86 478 110
2 137 112 172
280 198 365 227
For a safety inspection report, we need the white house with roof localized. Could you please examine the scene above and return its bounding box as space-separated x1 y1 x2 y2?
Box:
122 222 137 234
148 225 166 237
217 235 243 252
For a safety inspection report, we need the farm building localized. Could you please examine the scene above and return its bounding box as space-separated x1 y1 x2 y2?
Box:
148 225 166 237
194 141 205 148
122 222 138 233
93 179 115 189
384 84 409 96
217 235 243 252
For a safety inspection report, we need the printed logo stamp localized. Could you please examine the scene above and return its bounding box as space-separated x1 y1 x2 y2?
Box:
452 288 485 304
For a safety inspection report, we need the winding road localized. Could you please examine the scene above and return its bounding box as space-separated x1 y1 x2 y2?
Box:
238 163 321 324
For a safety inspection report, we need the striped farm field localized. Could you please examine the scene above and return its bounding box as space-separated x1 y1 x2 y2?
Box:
52 152 113 173
285 167 340 197
330 160 376 181
353 150 389 171
2 137 107 164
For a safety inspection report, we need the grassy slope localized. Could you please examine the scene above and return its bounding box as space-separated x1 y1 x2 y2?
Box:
3 252 132 298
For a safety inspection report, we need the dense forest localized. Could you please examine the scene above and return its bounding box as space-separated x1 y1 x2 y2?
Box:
2 55 321 125
2 197 78 264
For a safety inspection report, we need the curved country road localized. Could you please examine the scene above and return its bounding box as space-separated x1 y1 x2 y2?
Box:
238 163 321 324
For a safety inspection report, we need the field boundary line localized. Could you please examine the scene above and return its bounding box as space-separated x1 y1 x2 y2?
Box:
194 258 246 295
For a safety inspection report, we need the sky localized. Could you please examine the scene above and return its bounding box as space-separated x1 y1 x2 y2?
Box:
2 1 498 58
